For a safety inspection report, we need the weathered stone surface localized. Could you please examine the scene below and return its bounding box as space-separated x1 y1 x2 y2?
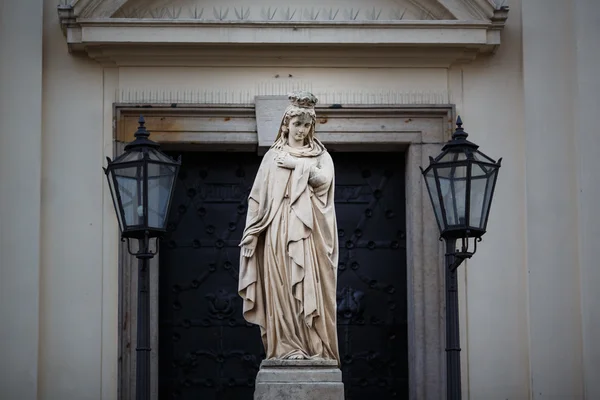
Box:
254 359 344 400
255 95 288 151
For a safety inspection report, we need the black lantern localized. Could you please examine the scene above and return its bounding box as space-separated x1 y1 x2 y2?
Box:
104 116 180 244
421 116 501 400
104 115 180 400
422 116 501 242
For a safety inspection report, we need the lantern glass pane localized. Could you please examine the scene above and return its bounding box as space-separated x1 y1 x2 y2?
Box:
114 165 144 228
438 151 466 164
471 162 490 178
424 168 444 231
147 162 177 229
469 171 488 229
437 165 468 227
147 148 177 164
107 172 125 232
480 168 498 229
472 150 496 164
116 150 143 163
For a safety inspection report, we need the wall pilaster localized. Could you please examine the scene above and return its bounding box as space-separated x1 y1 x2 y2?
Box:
0 0 44 398
522 1 583 398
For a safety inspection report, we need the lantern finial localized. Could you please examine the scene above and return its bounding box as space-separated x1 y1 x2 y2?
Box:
452 116 468 141
134 116 150 140
125 115 160 151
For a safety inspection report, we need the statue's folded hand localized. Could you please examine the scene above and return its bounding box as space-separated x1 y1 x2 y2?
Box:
240 235 258 257
275 153 297 169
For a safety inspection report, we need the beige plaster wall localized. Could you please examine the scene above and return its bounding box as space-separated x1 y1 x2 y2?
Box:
520 0 600 399
574 1 600 398
455 0 530 398
455 2 600 398
522 1 582 397
37 1 119 399
116 66 449 105
521 0 600 398
0 0 43 398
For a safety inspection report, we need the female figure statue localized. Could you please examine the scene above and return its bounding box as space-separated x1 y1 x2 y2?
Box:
238 92 340 363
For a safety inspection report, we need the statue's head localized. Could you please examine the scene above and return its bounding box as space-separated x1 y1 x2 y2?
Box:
273 92 318 148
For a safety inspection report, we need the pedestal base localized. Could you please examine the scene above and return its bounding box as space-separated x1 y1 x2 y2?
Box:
254 359 344 400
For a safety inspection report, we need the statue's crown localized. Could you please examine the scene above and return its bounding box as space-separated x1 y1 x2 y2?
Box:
289 91 318 109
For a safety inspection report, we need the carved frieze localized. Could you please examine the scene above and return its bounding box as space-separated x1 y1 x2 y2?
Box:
113 0 457 22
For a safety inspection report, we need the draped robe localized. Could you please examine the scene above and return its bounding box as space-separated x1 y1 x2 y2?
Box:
238 139 340 363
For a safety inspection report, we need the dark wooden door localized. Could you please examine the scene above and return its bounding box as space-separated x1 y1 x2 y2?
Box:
158 152 407 400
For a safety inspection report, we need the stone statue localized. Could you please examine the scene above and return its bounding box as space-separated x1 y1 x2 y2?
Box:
238 92 340 363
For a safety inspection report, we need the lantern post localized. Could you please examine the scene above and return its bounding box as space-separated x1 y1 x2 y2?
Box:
421 116 501 400
104 116 181 399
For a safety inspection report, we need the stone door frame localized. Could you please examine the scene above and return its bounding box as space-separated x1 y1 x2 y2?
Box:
115 102 454 400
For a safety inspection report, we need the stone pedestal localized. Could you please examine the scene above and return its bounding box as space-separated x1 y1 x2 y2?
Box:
254 359 344 400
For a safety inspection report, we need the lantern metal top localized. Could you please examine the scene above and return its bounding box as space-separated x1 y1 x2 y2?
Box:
124 116 160 151
441 116 479 152
424 116 502 169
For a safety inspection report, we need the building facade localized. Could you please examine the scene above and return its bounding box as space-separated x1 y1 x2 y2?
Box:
0 0 599 398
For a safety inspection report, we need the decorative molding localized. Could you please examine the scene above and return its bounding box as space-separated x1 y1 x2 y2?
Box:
115 87 452 106
58 1 507 65
60 20 506 64
62 0 506 21
111 6 449 21
86 0 129 18
403 0 456 20
59 0 129 18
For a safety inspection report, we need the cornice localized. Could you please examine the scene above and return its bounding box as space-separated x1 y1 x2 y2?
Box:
58 5 508 66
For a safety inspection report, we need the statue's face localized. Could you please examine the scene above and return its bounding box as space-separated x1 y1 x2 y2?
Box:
288 115 312 144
